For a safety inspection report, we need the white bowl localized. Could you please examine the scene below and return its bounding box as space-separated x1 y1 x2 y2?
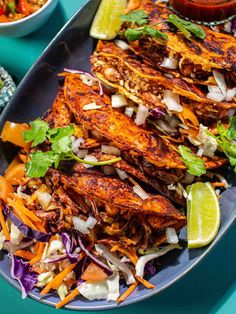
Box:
0 0 58 37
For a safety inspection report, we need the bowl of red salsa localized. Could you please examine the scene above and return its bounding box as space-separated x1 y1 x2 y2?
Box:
0 0 58 37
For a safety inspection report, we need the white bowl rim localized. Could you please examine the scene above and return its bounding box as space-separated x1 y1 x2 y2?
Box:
0 0 56 27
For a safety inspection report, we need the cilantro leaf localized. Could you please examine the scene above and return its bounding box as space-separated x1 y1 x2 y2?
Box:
23 120 50 147
120 10 148 26
167 14 206 40
125 27 145 41
125 25 168 42
26 151 55 178
226 116 236 140
48 125 74 153
178 145 206 176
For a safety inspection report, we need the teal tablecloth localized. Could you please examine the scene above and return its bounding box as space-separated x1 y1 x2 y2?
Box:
0 1 235 313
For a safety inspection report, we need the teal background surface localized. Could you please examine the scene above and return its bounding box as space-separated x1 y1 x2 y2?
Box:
0 1 235 313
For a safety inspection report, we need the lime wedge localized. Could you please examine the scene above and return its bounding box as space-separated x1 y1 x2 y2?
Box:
187 182 221 249
90 0 127 40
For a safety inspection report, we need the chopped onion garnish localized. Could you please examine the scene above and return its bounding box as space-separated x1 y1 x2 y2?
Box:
163 90 183 112
135 104 149 126
77 149 88 159
111 94 128 108
226 87 236 102
207 85 221 94
116 168 128 180
178 123 189 130
82 155 98 168
63 68 104 95
125 106 134 118
36 190 52 210
135 244 181 278
206 92 225 102
213 70 227 97
133 185 149 200
85 216 97 229
83 102 102 111
73 217 89 234
71 137 84 153
114 39 130 50
103 165 116 175
80 74 94 87
228 108 236 117
16 186 31 203
101 145 121 156
166 228 179 244
160 57 178 70
197 147 204 157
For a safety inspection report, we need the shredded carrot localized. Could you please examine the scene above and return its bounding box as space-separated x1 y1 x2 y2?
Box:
111 245 138 265
7 198 42 222
136 276 155 289
30 242 46 266
5 163 25 185
12 208 45 233
0 176 14 202
34 241 40 254
14 250 35 260
0 203 10 240
40 262 77 296
56 288 80 309
32 266 44 274
117 281 138 304
211 182 226 187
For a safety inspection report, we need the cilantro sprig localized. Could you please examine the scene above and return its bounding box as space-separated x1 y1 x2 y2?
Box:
120 10 149 26
120 11 205 42
178 145 206 176
23 120 121 178
167 14 206 40
120 10 168 42
210 117 236 173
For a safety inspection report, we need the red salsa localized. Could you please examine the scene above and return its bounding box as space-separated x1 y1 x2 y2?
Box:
0 0 48 23
170 0 236 22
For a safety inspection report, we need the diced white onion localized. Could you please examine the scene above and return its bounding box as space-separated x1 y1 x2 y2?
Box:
116 168 128 180
166 228 179 244
111 94 128 108
80 74 94 87
36 191 52 209
178 123 189 130
135 104 149 126
197 147 204 157
72 137 84 153
77 149 88 159
114 39 130 50
207 92 225 102
135 244 181 278
103 165 116 175
226 87 236 102
16 186 31 203
85 216 97 229
125 106 134 118
133 185 149 200
163 90 183 112
83 102 102 110
207 85 221 94
213 70 227 97
160 57 178 70
47 240 64 257
101 145 121 156
82 155 98 168
224 21 232 33
73 217 89 234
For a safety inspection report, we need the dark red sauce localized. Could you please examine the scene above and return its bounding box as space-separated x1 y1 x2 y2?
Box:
170 0 236 22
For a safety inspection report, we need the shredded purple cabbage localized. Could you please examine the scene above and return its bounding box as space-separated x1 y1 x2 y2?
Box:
78 236 113 276
4 206 51 242
10 255 38 299
149 108 165 119
61 232 79 263
145 262 156 276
